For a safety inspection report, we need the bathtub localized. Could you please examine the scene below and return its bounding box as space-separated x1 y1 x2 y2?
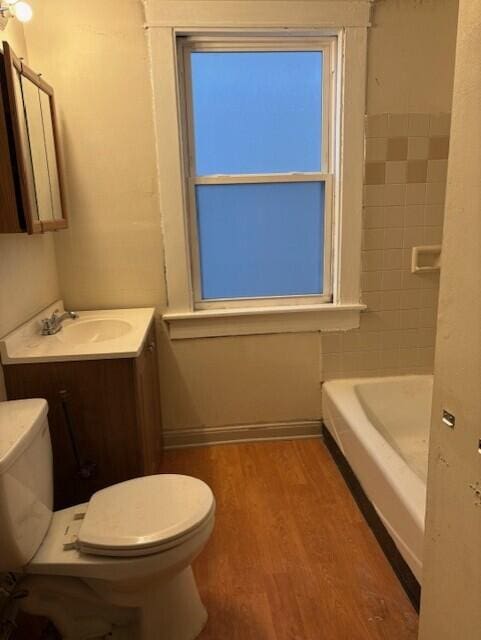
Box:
322 375 433 583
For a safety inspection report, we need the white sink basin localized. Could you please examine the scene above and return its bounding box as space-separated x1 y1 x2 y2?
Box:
57 318 133 345
0 302 155 364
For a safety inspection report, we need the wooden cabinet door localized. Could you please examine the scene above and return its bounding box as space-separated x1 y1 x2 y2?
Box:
4 358 142 509
134 327 163 475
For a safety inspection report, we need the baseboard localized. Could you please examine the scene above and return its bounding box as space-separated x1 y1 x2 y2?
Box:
164 419 322 449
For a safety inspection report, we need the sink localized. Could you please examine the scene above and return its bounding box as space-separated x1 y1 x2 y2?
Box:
0 301 155 364
57 318 133 345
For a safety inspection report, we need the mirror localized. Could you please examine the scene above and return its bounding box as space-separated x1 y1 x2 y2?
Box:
21 74 51 222
1 42 67 233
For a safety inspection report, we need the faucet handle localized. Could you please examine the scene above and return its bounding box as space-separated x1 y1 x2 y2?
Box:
40 316 54 335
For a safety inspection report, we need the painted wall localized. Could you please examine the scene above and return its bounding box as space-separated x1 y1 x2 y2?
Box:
368 0 459 114
419 1 481 636
23 0 457 434
0 20 59 401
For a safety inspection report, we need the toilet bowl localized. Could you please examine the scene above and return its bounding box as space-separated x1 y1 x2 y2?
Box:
0 399 215 640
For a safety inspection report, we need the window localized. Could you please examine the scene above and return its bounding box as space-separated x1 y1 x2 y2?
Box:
146 5 368 338
179 39 334 309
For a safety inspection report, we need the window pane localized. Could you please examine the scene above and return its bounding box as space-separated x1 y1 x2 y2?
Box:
190 52 323 175
196 182 325 299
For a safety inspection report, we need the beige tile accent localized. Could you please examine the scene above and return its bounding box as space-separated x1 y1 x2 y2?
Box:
424 204 444 227
362 250 384 272
364 206 385 229
383 206 404 228
404 204 424 226
379 310 402 330
381 290 401 310
400 309 420 329
427 159 448 182
322 334 342 354
400 290 422 310
399 329 420 348
384 184 406 206
426 182 446 204
399 348 421 368
329 110 448 382
366 138 388 162
408 113 430 136
362 228 385 250
405 183 426 205
387 137 408 161
407 137 429 160
358 332 381 351
383 249 403 270
401 270 424 290
380 349 400 368
322 353 342 377
422 289 439 308
363 184 385 206
418 347 435 369
380 330 401 349
419 307 437 328
424 226 443 244
362 291 382 311
361 271 383 291
384 228 403 249
418 328 436 347
381 269 402 291
366 114 389 138
388 114 409 137
428 136 450 159
402 248 412 269
429 113 451 136
403 226 425 248
385 161 407 184
365 162 386 185
342 330 361 351
407 160 428 183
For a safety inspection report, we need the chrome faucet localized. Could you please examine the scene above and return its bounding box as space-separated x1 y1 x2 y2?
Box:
40 309 78 335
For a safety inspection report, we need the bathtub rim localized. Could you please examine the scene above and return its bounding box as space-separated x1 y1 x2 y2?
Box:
322 374 430 583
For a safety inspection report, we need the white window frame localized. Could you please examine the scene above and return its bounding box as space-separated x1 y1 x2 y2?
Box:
179 37 335 311
146 1 369 339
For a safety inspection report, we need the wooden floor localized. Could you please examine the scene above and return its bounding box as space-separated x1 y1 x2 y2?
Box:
163 438 418 640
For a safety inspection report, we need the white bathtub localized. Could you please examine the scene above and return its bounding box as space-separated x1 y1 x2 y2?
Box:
322 375 433 583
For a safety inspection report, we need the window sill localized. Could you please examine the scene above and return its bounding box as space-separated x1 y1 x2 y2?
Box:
163 303 365 339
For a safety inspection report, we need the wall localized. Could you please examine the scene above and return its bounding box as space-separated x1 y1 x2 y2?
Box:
419 1 481 636
0 20 59 401
24 0 457 435
24 0 322 434
321 0 458 380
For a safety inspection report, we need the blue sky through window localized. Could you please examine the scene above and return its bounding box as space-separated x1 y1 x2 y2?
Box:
196 182 325 299
191 51 323 175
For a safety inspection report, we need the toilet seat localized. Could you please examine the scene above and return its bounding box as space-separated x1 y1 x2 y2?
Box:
75 474 215 558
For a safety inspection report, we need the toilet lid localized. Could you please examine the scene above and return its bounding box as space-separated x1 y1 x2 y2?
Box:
77 474 214 556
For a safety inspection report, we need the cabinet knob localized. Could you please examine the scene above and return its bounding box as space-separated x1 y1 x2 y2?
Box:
147 341 155 352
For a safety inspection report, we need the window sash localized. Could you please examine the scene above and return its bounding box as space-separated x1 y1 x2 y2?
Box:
178 37 336 310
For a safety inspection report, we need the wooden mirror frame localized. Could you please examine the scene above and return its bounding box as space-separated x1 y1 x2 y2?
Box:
3 42 67 234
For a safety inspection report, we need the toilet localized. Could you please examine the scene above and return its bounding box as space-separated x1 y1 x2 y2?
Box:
0 398 215 640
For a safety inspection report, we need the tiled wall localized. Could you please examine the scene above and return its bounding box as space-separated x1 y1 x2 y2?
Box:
321 112 450 380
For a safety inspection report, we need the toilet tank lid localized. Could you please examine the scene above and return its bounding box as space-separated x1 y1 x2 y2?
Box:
0 399 48 473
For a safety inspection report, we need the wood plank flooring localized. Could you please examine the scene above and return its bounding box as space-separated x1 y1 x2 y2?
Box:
162 438 418 640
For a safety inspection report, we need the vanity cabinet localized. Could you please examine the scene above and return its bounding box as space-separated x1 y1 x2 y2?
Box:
3 326 163 510
0 42 67 234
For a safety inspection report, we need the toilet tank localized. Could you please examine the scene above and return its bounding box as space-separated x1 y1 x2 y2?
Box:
0 399 53 571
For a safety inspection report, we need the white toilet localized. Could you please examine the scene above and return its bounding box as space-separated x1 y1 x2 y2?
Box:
0 398 215 640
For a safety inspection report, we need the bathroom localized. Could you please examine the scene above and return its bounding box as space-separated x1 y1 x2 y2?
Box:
0 0 479 638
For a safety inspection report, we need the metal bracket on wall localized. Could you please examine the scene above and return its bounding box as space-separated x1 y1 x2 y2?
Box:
442 410 455 429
